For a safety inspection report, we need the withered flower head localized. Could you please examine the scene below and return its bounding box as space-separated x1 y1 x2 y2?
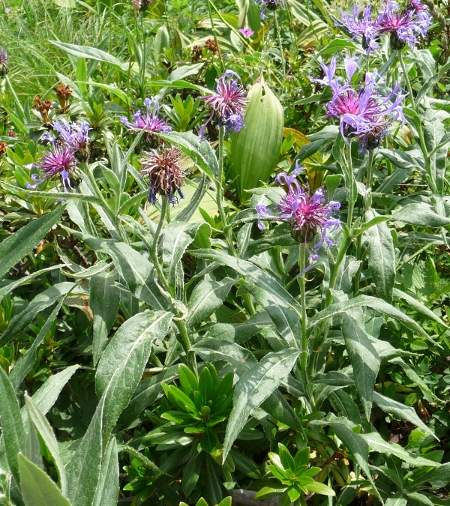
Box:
0 141 7 157
140 146 186 205
132 0 152 11
33 96 53 125
54 83 72 112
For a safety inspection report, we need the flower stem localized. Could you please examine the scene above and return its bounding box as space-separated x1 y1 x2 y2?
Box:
206 0 225 72
274 11 286 82
365 148 374 209
345 142 356 229
298 243 309 388
398 50 437 194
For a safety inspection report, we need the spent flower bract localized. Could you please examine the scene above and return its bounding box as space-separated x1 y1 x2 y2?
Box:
140 146 186 205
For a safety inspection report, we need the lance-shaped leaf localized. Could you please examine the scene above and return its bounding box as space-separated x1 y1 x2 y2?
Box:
93 437 119 506
223 349 300 461
96 310 173 436
18 454 72 506
365 209 395 303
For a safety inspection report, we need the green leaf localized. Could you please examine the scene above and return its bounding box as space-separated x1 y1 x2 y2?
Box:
31 365 80 416
194 338 257 375
10 300 64 390
0 282 77 347
391 203 450 227
305 481 336 496
254 484 287 499
18 453 72 506
308 295 434 344
74 235 167 310
278 443 295 471
393 288 447 327
223 349 300 461
65 395 105 506
204 457 224 506
164 384 197 413
200 427 219 454
229 76 284 202
186 277 235 327
159 130 218 178
365 209 395 303
96 310 173 436
25 395 67 495
317 38 356 56
385 495 407 506
0 367 26 484
90 270 120 365
182 453 203 496
0 265 62 301
360 432 440 467
178 364 199 397
372 392 437 439
92 437 119 506
0 206 64 280
342 314 380 419
49 41 127 70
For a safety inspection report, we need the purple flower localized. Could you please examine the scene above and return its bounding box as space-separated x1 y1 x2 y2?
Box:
120 98 172 140
377 0 431 49
53 119 91 160
313 57 405 150
200 70 248 139
337 5 379 52
0 46 8 77
26 144 77 192
239 28 254 37
253 0 285 19
256 164 341 267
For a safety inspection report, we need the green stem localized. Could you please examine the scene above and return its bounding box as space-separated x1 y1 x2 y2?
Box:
345 142 356 229
365 148 374 209
206 0 224 72
140 12 146 98
298 244 308 388
398 51 437 194
150 196 172 295
326 227 352 307
274 11 286 82
216 126 236 255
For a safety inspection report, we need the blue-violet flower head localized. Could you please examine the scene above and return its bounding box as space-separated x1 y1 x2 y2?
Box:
337 5 379 52
120 98 172 139
256 164 341 267
26 144 77 192
200 70 248 139
53 118 91 160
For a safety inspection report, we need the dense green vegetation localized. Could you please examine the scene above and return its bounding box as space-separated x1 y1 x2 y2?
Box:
0 0 450 505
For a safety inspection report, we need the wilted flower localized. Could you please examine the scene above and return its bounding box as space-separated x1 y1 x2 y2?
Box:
253 0 285 19
33 96 53 125
120 98 172 140
376 0 431 49
337 5 379 52
256 164 341 266
26 143 77 192
312 57 405 150
0 46 8 77
131 0 152 11
53 119 91 161
54 83 73 112
140 146 185 205
200 70 248 140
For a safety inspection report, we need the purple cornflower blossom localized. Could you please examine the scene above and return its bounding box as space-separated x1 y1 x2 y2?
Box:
256 164 341 266
377 0 431 49
26 143 77 192
253 0 285 19
239 28 254 37
313 57 405 150
337 5 379 52
200 70 247 140
120 98 172 140
53 118 91 160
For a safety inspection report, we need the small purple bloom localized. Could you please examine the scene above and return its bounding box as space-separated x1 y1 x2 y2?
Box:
200 70 248 139
256 164 341 266
120 97 172 140
377 0 431 49
239 28 254 37
53 118 91 160
26 144 77 192
313 58 405 150
337 5 379 52
253 0 285 19
0 46 8 76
